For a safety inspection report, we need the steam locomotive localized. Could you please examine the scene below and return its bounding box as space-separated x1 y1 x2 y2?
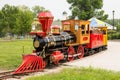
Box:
13 11 108 74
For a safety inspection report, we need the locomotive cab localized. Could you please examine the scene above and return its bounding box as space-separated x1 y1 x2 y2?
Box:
62 20 90 45
78 21 90 44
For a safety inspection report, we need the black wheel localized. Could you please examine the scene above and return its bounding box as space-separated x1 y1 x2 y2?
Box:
88 50 95 55
98 47 102 52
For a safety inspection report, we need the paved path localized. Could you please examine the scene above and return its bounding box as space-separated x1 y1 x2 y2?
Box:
65 41 120 71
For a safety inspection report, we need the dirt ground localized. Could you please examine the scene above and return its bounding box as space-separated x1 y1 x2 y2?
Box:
7 40 120 80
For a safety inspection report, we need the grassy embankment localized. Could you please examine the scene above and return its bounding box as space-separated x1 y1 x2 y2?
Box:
26 67 120 80
0 39 33 70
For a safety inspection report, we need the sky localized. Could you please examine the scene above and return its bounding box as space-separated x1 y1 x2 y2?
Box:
0 0 120 20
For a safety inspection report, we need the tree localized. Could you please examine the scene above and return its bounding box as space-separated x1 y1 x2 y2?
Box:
66 0 108 20
0 4 34 38
0 11 4 37
107 19 120 31
1 4 19 35
95 10 108 21
0 4 48 38
15 5 34 36
32 5 46 17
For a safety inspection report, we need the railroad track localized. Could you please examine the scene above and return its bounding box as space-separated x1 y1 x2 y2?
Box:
0 70 45 80
0 70 14 80
0 70 29 80
0 63 73 80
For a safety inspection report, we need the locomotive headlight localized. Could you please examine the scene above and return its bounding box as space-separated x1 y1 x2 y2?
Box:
34 40 40 48
32 25 36 31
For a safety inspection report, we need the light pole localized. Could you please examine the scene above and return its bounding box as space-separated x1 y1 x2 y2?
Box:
112 10 115 30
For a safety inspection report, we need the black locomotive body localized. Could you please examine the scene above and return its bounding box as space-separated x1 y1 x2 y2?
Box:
33 32 76 56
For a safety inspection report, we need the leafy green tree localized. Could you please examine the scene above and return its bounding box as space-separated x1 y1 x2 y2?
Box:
18 5 30 11
0 11 4 37
0 4 48 38
1 4 19 35
107 19 120 31
67 0 108 20
15 5 34 36
95 10 108 21
0 4 34 38
32 5 46 17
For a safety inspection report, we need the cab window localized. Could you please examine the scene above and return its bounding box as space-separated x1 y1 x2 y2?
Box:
75 23 79 30
81 25 85 34
86 24 90 34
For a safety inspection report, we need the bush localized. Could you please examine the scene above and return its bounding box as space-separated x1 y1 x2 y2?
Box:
108 30 120 40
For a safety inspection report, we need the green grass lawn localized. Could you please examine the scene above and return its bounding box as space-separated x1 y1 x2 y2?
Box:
0 39 33 70
26 67 120 80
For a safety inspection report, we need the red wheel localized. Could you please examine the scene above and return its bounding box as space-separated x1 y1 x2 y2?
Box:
67 46 75 61
77 46 84 59
54 61 59 65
